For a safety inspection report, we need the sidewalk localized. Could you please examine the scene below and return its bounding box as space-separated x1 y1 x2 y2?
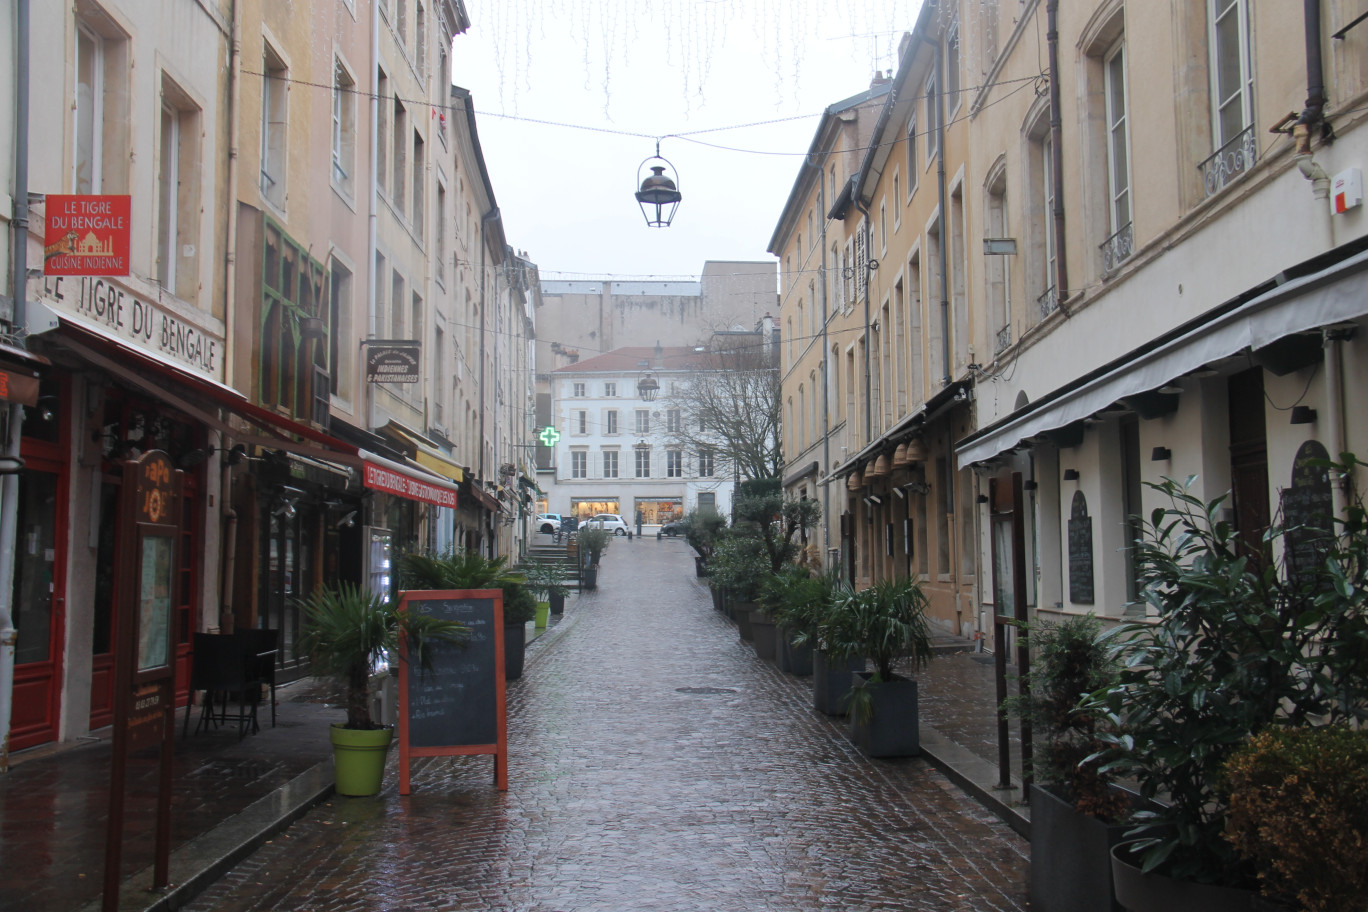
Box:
0 544 1025 911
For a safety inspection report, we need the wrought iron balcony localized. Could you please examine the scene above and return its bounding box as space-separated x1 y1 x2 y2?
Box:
995 324 1012 353
1099 222 1134 274
1037 285 1059 320
1199 126 1258 199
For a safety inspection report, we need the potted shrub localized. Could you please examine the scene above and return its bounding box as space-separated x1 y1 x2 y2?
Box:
821 577 934 756
1223 725 1368 912
681 508 727 577
1089 468 1368 909
400 550 537 680
521 558 568 628
576 526 610 590
298 583 467 796
1004 614 1132 912
707 532 769 640
761 565 839 676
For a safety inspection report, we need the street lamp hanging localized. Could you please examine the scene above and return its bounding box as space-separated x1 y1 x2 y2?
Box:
635 141 682 228
637 363 660 401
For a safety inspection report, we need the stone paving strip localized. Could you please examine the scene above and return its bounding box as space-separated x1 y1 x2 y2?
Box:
185 539 1029 912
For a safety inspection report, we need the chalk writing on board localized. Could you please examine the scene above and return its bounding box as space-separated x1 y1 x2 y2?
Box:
406 598 498 748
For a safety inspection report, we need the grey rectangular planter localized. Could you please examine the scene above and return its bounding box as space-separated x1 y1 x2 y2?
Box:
750 611 777 661
812 650 864 715
776 626 813 676
1029 783 1133 912
848 673 919 757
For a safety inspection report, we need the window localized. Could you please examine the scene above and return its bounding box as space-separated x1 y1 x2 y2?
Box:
412 129 424 236
606 410 618 434
635 409 650 434
157 77 201 301
925 73 939 162
75 22 131 194
905 115 918 197
603 450 618 478
390 270 404 339
1102 38 1132 270
635 449 651 478
573 410 587 434
893 174 901 227
415 2 427 78
604 382 616 397
572 382 586 397
332 59 356 196
1209 0 1253 151
328 259 353 397
667 450 683 478
392 97 407 212
261 223 325 417
433 325 444 426
879 199 887 254
376 70 389 194
260 44 288 207
698 449 714 477
698 492 716 512
571 451 587 478
435 182 446 283
156 103 180 291
986 167 1010 350
945 20 961 116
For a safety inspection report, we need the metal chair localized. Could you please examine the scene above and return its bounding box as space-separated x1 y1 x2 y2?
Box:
183 633 262 739
236 628 279 727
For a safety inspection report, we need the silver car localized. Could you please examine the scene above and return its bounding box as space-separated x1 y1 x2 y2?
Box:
587 513 630 536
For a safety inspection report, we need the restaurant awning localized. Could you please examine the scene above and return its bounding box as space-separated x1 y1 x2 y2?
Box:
43 318 460 508
379 420 464 482
956 245 1368 467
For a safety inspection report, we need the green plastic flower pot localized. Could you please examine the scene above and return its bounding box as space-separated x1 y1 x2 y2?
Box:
535 601 550 629
330 724 394 797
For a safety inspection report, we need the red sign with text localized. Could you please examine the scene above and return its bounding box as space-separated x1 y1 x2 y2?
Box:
44 195 131 276
363 461 458 509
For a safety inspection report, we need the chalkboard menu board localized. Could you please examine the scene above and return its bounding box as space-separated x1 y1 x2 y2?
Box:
1068 491 1095 605
398 589 508 792
1283 440 1333 582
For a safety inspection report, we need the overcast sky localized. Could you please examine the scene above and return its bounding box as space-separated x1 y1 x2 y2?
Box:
454 0 925 284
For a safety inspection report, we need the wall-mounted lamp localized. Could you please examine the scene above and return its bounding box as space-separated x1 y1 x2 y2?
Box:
335 510 357 529
1290 405 1318 425
1022 479 1038 491
1063 469 1080 481
1157 384 1184 395
1151 446 1172 462
890 486 906 499
976 494 989 504
864 494 883 506
904 480 932 495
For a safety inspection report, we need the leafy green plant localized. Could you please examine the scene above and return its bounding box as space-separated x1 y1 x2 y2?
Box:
520 557 570 602
576 526 611 564
399 549 535 624
732 490 822 572
299 583 467 730
820 577 934 680
707 531 771 603
1087 465 1368 886
681 508 727 562
1223 725 1368 912
1003 614 1127 821
761 564 841 645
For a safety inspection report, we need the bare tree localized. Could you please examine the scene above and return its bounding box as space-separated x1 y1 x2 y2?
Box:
664 342 781 481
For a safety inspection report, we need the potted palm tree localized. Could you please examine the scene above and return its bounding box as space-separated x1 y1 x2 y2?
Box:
298 583 467 796
399 550 537 680
760 564 838 675
821 577 935 757
576 526 611 590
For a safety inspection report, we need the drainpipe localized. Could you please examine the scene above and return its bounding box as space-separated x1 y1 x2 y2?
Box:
224 0 241 390
818 179 831 559
1047 0 1069 309
1293 1 1333 199
1 0 31 772
934 37 951 385
1325 327 1351 519
855 196 874 447
365 0 380 442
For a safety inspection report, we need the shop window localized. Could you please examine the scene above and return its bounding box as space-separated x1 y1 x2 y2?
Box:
261 222 327 419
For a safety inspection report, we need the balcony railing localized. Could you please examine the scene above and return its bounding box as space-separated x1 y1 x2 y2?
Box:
1099 221 1134 274
995 324 1012 353
1199 126 1258 199
1037 284 1059 320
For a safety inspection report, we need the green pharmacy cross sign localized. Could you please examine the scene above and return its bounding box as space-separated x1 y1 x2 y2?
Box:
538 426 561 447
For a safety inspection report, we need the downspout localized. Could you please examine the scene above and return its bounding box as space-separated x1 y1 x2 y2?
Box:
855 195 874 447
1 0 31 772
935 37 951 385
366 0 380 435
1325 327 1351 519
1293 1 1332 198
1046 0 1069 308
218 0 242 636
224 0 241 390
818 179 831 560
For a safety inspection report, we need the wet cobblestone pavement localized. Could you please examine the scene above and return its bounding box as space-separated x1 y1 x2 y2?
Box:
184 538 1028 912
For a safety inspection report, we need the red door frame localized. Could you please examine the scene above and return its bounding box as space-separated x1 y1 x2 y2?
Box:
9 415 70 752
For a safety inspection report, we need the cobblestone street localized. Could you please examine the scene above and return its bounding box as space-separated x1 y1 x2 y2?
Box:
184 538 1028 912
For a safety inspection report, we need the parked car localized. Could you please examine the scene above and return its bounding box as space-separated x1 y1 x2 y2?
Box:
537 513 562 534
659 520 685 537
587 513 630 536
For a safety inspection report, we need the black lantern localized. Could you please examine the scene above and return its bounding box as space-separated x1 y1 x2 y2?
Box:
635 142 682 228
637 370 660 401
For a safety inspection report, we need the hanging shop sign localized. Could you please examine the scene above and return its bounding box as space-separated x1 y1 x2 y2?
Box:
44 194 132 276
365 340 421 383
